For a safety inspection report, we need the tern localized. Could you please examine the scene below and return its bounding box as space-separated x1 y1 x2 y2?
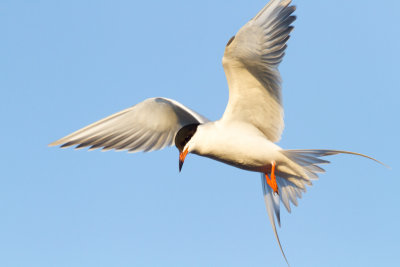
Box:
49 0 385 265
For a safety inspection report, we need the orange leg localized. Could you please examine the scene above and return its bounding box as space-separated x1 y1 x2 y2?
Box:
265 161 279 195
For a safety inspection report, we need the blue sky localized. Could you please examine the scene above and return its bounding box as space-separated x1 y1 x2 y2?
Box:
1 0 399 266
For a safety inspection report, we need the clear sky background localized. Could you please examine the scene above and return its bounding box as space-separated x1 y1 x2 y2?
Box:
1 0 399 266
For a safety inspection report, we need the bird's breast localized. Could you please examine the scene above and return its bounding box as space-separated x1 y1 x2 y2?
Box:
191 122 282 172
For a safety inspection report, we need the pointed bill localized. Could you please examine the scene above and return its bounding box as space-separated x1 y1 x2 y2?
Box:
179 148 188 172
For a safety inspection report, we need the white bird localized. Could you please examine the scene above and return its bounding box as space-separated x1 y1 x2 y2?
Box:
49 0 385 265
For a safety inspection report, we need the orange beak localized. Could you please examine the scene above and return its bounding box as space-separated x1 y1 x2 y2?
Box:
179 148 189 172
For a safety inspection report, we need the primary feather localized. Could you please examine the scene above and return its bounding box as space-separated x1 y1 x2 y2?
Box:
221 0 295 142
49 97 208 152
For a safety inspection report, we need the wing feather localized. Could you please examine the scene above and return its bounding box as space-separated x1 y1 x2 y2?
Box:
49 97 209 152
222 0 296 142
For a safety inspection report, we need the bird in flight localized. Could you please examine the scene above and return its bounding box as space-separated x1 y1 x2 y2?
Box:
49 0 385 265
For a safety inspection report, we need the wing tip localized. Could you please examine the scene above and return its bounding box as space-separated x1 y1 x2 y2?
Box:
48 140 66 148
48 142 58 147
48 139 82 149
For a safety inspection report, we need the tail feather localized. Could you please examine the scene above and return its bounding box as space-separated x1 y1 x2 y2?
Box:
275 149 386 214
261 149 386 266
261 174 289 266
284 149 388 168
283 153 330 166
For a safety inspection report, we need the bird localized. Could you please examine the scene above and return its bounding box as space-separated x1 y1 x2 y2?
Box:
49 0 385 265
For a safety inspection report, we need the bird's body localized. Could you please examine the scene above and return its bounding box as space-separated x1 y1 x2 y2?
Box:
190 120 281 173
49 0 385 265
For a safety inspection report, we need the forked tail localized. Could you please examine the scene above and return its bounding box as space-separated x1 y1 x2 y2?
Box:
261 149 386 266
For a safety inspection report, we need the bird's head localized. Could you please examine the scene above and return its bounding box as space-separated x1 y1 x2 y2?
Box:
174 123 199 172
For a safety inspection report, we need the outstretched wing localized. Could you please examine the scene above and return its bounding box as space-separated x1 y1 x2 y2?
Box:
49 97 209 152
222 0 295 142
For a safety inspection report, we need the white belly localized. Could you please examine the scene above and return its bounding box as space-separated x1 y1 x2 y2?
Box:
190 121 283 172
